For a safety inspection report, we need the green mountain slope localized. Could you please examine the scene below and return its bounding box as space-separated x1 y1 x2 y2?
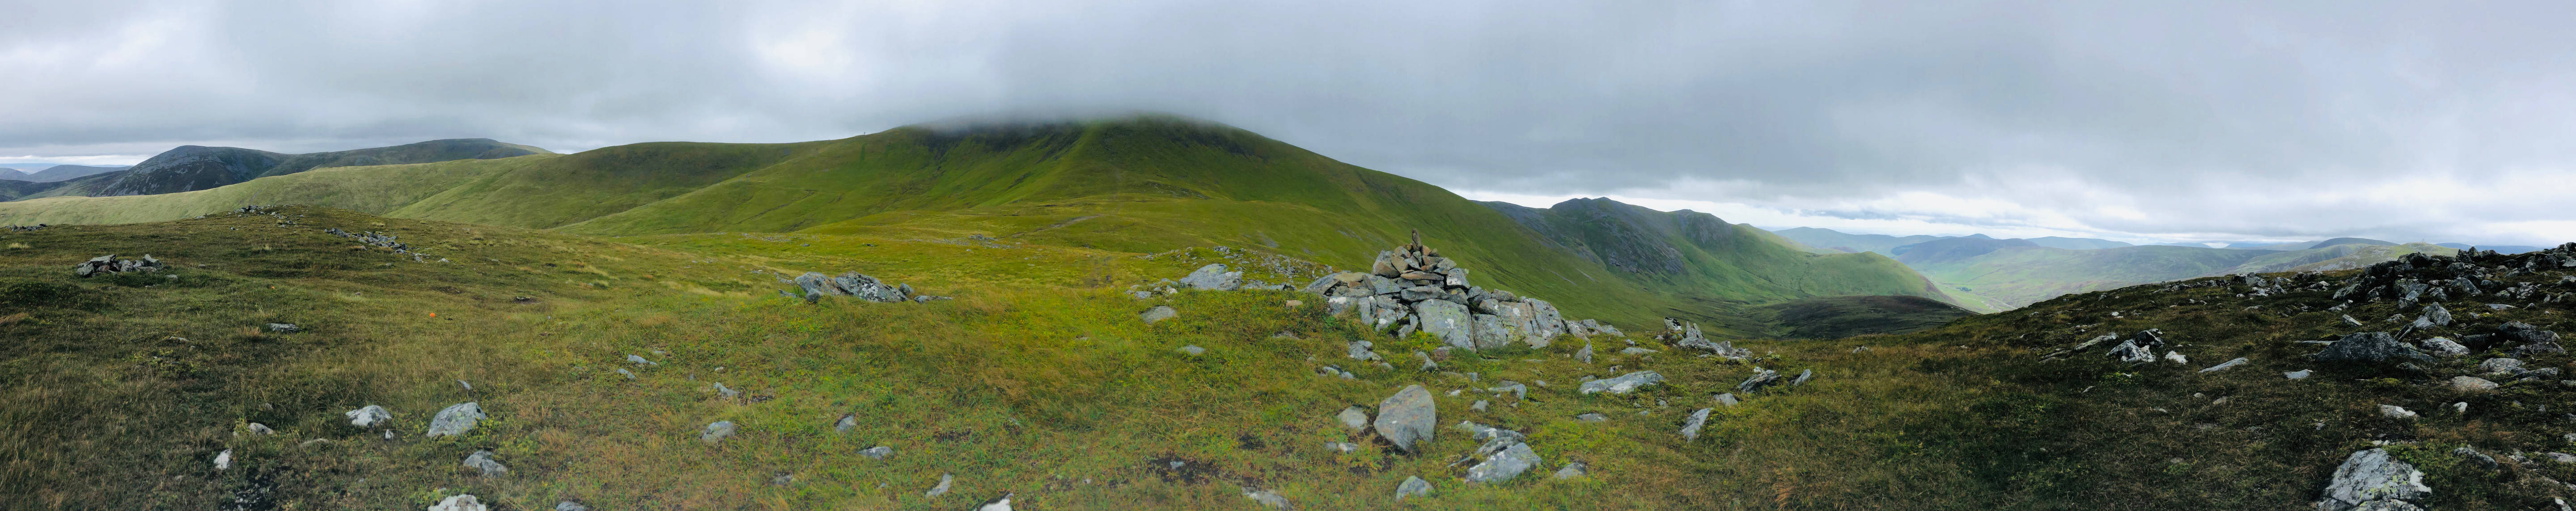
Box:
16 138 549 200
1769 227 1948 255
0 115 1956 333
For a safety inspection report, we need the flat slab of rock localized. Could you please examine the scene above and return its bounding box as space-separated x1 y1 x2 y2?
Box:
1681 408 1713 440
2315 448 2431 511
1243 488 1290 508
2199 358 2249 373
1465 443 1541 483
1140 306 1178 324
462 450 508 477
1578 370 1665 394
2379 405 2417 420
1412 299 1474 349
1374 385 1437 453
2314 332 2432 363
1179 264 1243 290
861 446 893 459
1337 406 1370 433
1554 461 1587 479
425 402 484 438
1396 476 1432 500
2449 376 2498 392
1736 368 1784 394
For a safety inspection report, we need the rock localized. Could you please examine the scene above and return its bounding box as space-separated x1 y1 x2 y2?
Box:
2106 340 2155 363
2419 337 2469 356
1681 408 1713 440
2449 376 2498 392
346 405 392 427
927 473 953 497
1790 369 1813 387
1179 264 1244 290
1619 347 1657 355
2286 370 2313 379
1243 488 1291 509
2456 447 2499 470
1466 443 1541 484
1737 367 1784 394
2313 332 2432 363
627 354 658 366
1714 393 1741 406
425 402 484 438
831 272 911 302
462 450 508 477
2163 351 2189 364
2199 358 2250 373
1325 441 1358 453
1553 461 1587 479
1488 381 1528 400
1346 340 1380 361
1337 406 1371 432
555 501 589 511
711 382 740 399
1140 306 1178 324
1374 385 1437 453
427 494 490 511
2517 343 2567 357
1468 313 1520 349
2424 302 2454 326
214 449 232 470
2343 315 2366 327
701 420 737 443
245 422 274 435
266 323 300 333
2479 358 2525 375
616 368 636 379
1579 370 1665 394
2314 448 2432 511
1575 342 1593 364
1575 413 1607 422
2380 405 2417 420
978 493 1014 511
2489 303 2515 311
1412 299 1474 349
1396 476 1433 500
835 414 857 433
794 272 844 297
1178 345 1204 356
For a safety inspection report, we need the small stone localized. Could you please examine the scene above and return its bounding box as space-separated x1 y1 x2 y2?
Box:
1243 488 1291 509
428 494 489 511
2478 358 2525 375
1470 400 1488 412
2163 351 2189 364
555 501 590 511
246 422 275 435
1140 306 1178 324
1553 462 1588 479
2313 448 2429 511
2449 376 2499 392
2419 337 2470 356
1714 393 1740 406
1575 343 1593 364
2379 405 2418 420
1179 345 1205 356
702 420 737 443
2453 402 2470 413
1619 347 1657 355
462 450 508 477
626 354 658 366
711 382 740 399
978 493 1014 511
861 446 893 459
2285 370 2313 379
1395 476 1433 500
1575 413 1607 422
2456 447 2500 470
1336 406 1370 432
1465 443 1541 483
927 473 953 497
425 402 484 438
1325 441 1358 453
1578 370 1665 394
616 368 636 379
266 323 300 333
1681 408 1713 441
213 449 232 470
835 414 857 433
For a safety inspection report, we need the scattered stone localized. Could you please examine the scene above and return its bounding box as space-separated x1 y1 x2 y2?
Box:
2313 332 2433 363
2450 376 2498 392
2380 405 2418 420
978 492 1014 511
462 450 508 477
425 402 484 438
702 420 737 443
927 473 953 497
2488 303 2516 311
2453 402 2470 413
616 368 636 379
1579 370 1665 394
2286 370 2313 379
2314 448 2431 511
1553 461 1588 479
266 323 300 333
1466 443 1541 484
835 414 857 433
710 382 739 399
1681 408 1713 441
861 446 893 459
1470 400 1489 412
246 422 275 435
1618 347 1657 355
428 494 489 511
342 405 393 428
2343 315 2366 327
2419 337 2470 356
1396 476 1433 500
1575 343 1593 364
1714 393 1741 406
1790 369 1813 387
1243 487 1291 508
1140 306 1178 324
1336 406 1370 433
1575 413 1607 422
2199 358 2250 373
555 501 589 511
72 254 166 277
1178 345 1205 356
1736 367 1784 394
1374 385 1438 453
2163 351 2189 364
2456 447 2500 470
2479 358 2525 375
1179 264 1245 290
214 449 232 470
1325 442 1358 453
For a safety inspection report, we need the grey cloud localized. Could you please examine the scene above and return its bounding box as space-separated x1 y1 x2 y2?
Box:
3 0 2573 244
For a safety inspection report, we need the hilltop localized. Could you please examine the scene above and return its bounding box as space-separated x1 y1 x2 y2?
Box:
4 138 549 200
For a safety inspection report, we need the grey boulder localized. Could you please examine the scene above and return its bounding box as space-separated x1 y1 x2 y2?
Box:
1179 264 1244 291
1396 476 1433 500
462 449 508 477
1681 408 1713 440
702 420 737 443
1465 443 1541 484
1411 299 1474 349
2313 332 2433 363
1374 385 1437 453
1337 406 1370 433
1578 370 1665 395
425 402 484 438
345 405 392 427
2314 448 2432 511
1140 306 1178 324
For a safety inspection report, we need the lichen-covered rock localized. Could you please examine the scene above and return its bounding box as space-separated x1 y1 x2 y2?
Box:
425 402 483 438
462 450 508 477
1178 264 1243 291
2314 448 2431 511
1412 300 1474 349
428 494 489 511
2314 332 2433 363
2449 376 2498 392
1680 408 1712 440
701 420 737 443
1373 385 1437 453
1579 371 1665 394
1139 306 1178 324
1395 476 1432 500
1737 367 1784 394
346 405 392 427
1465 443 1541 484
1336 406 1370 433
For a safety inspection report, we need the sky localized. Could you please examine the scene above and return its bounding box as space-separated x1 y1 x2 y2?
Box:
4 0 2575 246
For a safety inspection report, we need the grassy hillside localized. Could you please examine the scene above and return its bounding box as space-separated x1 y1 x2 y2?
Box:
0 115 1950 332
10 139 549 200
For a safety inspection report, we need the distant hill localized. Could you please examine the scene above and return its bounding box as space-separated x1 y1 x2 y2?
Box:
15 165 128 183
2307 237 2395 249
1903 242 2458 308
2026 236 2131 250
1769 227 1948 255
14 138 549 200
1890 234 2038 265
0 115 1967 330
2437 243 2545 255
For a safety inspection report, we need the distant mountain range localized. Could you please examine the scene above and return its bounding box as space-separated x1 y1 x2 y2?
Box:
1771 227 2520 309
0 139 550 201
7 165 129 183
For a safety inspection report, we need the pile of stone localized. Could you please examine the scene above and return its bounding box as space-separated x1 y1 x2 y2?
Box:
323 227 411 253
72 254 165 277
1661 319 1750 359
1300 231 1620 350
788 271 941 304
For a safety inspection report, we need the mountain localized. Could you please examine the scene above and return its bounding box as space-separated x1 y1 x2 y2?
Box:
14 164 128 183
2437 242 2545 254
1767 227 1947 255
2025 236 2131 250
0 115 1960 331
15 138 549 200
1903 242 2459 308
1888 234 2038 265
2308 237 2395 249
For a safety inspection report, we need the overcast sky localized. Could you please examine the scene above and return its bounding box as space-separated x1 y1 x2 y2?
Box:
4 0 2573 246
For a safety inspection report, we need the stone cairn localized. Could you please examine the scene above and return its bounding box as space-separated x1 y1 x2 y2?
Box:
73 254 166 277
786 271 946 304
1301 230 1621 350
